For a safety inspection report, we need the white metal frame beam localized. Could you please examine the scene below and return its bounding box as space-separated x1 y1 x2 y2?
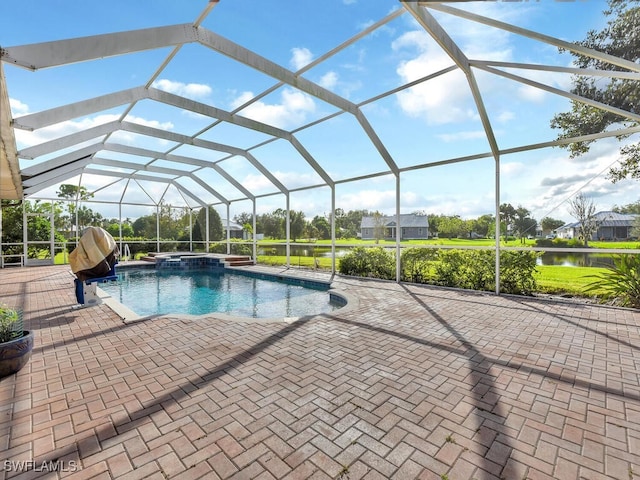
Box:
18 121 120 159
118 121 289 193
101 142 255 200
403 2 499 158
80 168 207 208
23 166 86 195
196 26 400 175
20 143 103 177
22 158 92 187
12 87 147 130
2 24 198 70
5 21 395 185
475 64 640 122
427 3 640 74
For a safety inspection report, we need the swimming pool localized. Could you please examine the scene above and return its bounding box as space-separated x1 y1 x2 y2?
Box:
99 267 342 318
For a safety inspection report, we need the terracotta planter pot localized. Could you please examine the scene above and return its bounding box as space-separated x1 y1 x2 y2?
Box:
0 331 34 378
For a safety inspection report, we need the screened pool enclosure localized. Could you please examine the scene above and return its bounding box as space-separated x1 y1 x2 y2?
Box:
2 1 640 290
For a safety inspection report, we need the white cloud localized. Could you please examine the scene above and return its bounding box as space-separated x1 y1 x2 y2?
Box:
392 5 546 124
393 31 475 125
518 84 548 103
437 130 487 143
10 98 29 116
319 71 339 89
512 69 571 103
111 115 174 146
275 170 323 188
152 79 212 99
240 173 279 192
496 111 515 123
290 47 313 71
422 194 495 219
230 91 256 109
240 170 327 192
231 88 316 129
124 115 174 131
501 162 525 177
337 189 426 213
507 143 634 221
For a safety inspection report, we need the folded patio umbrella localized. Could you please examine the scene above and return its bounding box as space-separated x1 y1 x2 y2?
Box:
69 227 118 281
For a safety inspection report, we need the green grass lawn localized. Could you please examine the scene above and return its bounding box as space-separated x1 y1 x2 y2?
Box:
588 240 640 249
534 265 607 296
257 255 334 270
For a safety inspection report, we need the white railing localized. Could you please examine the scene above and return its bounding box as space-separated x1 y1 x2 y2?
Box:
123 243 131 261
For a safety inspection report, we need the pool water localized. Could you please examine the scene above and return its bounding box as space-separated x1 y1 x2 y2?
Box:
99 268 341 318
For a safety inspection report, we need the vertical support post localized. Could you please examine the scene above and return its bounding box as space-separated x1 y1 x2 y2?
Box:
495 155 501 294
49 206 54 263
75 199 79 239
118 203 123 257
252 200 257 261
52 202 61 263
286 195 291 267
22 201 27 263
205 206 210 253
156 204 160 253
225 204 230 254
396 174 401 283
331 186 336 275
189 208 193 252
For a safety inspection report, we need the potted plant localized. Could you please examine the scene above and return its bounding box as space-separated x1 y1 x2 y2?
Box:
0 304 34 378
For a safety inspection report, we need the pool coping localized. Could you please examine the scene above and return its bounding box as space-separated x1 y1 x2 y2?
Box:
97 262 360 324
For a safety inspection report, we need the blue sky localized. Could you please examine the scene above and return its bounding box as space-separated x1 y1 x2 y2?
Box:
2 0 638 224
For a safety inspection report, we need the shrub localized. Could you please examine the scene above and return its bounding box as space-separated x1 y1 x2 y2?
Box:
585 255 640 308
209 243 227 254
209 241 253 256
400 247 438 283
339 247 395 280
0 305 22 343
551 238 570 248
535 238 554 248
341 247 539 295
462 250 496 291
499 250 539 295
230 243 252 256
432 250 467 288
431 250 495 291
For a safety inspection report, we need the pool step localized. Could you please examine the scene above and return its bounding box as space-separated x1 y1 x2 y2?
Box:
224 255 255 267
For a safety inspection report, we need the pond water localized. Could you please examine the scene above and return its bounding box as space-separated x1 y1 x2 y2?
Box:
537 252 616 268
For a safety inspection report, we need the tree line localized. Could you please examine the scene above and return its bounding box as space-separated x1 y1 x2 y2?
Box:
4 184 640 252
0 190 582 247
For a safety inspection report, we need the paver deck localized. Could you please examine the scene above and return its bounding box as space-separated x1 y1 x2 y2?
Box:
1 264 639 480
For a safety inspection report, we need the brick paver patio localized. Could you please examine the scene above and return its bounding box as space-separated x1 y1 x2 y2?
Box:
1 264 639 479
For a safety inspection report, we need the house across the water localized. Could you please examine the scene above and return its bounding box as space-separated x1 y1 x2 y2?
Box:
360 214 429 240
556 211 638 240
